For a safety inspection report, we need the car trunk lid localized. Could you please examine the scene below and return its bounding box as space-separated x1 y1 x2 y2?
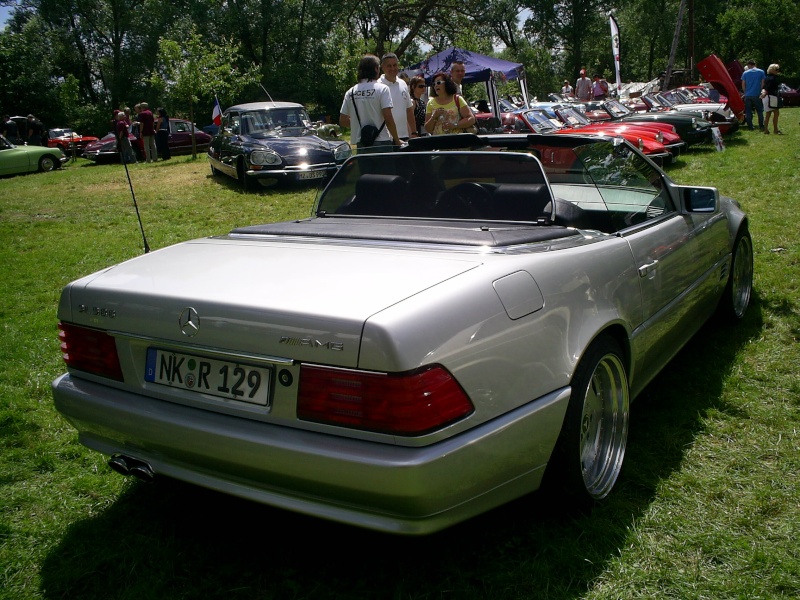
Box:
59 236 481 368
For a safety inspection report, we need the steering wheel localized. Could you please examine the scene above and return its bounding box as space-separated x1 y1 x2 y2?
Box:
435 182 492 219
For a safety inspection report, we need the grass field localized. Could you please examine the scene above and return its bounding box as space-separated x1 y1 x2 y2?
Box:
1 119 799 599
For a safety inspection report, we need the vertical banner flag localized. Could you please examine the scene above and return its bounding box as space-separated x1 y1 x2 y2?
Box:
212 97 222 126
609 15 622 94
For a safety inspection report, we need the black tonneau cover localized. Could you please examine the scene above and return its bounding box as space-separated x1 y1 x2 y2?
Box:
230 218 578 247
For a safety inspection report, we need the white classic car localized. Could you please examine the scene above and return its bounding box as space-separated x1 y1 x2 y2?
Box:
53 133 752 535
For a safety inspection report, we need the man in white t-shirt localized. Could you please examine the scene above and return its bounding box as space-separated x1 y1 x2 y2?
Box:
575 69 592 102
379 52 417 141
340 54 400 152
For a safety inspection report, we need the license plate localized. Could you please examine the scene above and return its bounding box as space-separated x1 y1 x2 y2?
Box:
145 348 271 406
298 170 325 180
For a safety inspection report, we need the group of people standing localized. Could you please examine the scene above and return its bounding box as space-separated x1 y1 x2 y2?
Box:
740 60 783 135
114 102 172 163
339 53 476 152
1 114 46 145
563 69 609 101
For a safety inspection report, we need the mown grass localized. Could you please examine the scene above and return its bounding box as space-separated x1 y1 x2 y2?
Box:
1 119 799 599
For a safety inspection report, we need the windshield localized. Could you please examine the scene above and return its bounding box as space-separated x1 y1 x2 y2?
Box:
555 107 590 127
316 151 553 222
530 138 669 230
313 137 671 234
603 100 632 117
234 108 312 136
520 110 561 132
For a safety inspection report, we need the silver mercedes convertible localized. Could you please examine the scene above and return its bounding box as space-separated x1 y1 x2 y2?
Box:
52 133 753 535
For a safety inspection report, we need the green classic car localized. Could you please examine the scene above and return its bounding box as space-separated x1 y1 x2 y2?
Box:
0 134 67 177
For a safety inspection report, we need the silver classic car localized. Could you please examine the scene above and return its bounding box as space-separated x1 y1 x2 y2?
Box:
53 133 752 535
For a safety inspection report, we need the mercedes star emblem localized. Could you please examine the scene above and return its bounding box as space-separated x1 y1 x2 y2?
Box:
178 307 200 337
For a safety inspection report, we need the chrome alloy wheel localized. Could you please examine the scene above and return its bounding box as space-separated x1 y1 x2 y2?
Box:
730 232 753 319
579 352 629 500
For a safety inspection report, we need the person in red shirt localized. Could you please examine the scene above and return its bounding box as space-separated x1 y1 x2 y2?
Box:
115 111 137 164
137 102 158 162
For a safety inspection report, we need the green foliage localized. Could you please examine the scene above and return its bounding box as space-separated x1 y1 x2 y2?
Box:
152 25 258 113
717 0 800 76
0 14 60 120
3 0 800 126
54 74 108 134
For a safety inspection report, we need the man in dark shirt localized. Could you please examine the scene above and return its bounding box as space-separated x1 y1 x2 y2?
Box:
26 114 44 145
2 115 20 143
138 102 158 162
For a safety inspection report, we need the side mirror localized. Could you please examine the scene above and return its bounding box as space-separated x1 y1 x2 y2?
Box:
683 186 717 213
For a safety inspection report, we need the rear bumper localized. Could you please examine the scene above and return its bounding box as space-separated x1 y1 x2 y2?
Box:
53 373 569 535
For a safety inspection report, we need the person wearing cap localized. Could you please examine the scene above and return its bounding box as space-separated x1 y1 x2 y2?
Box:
575 69 592 102
740 59 765 131
561 80 574 97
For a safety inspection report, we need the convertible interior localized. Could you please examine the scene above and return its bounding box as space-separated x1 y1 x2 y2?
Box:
233 135 671 245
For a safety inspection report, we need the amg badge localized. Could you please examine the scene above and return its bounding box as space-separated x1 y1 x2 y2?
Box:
279 336 343 351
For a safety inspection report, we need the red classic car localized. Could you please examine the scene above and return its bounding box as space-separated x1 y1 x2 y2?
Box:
83 118 212 162
778 83 800 107
130 119 212 157
46 128 99 155
697 54 745 120
514 108 674 166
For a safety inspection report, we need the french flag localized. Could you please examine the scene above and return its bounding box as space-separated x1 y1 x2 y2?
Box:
212 97 222 126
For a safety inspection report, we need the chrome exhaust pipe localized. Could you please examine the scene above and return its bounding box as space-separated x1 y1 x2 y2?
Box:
128 462 155 483
107 454 155 482
108 454 131 476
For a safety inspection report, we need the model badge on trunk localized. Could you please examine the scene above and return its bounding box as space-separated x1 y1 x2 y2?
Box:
279 336 343 351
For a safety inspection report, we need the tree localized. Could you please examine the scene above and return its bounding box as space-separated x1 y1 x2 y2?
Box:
521 0 613 80
151 25 258 157
0 14 61 124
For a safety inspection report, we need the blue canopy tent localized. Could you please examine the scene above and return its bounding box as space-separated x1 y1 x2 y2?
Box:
404 47 528 119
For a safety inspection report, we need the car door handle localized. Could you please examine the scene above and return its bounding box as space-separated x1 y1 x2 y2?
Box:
638 260 658 277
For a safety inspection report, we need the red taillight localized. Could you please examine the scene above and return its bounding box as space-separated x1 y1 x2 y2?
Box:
297 364 474 436
58 322 124 381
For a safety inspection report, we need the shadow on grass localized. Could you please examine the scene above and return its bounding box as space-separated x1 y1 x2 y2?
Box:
39 295 765 600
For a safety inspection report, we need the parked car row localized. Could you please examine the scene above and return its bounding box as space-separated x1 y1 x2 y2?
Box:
0 134 67 177
82 119 213 163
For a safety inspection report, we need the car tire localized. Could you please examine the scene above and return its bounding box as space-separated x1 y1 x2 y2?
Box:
210 163 219 177
717 227 753 321
545 334 629 507
38 155 58 172
237 159 252 191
